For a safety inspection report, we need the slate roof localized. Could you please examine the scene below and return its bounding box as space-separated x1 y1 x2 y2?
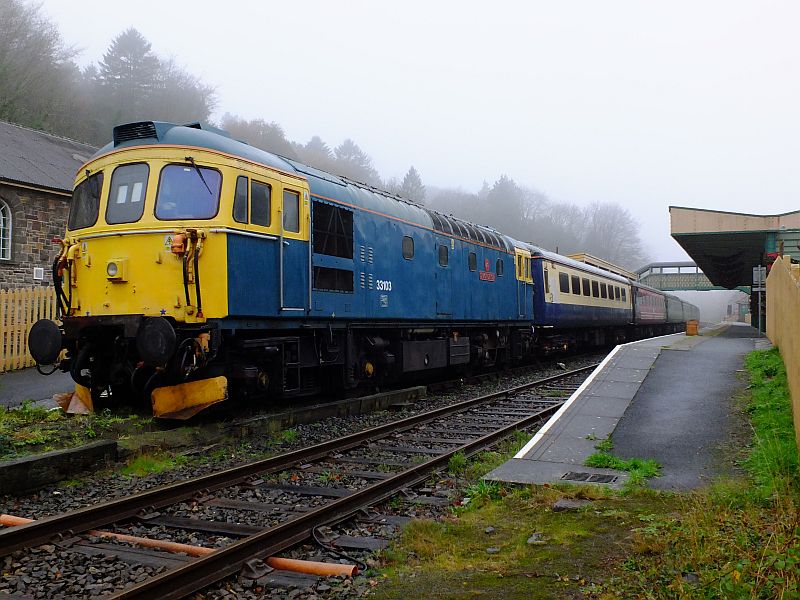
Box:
0 120 97 193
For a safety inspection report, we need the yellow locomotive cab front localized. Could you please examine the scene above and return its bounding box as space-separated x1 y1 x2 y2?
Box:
28 127 310 418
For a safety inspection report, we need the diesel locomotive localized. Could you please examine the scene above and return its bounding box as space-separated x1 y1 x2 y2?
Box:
28 121 698 418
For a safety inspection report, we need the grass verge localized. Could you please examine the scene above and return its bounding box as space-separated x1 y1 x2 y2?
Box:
374 347 799 599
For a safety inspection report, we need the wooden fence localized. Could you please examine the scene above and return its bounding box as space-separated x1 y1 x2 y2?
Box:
765 256 800 451
0 286 58 372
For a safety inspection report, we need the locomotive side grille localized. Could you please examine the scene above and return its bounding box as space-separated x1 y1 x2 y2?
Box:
367 247 374 264
113 122 158 146
360 273 366 289
368 274 373 289
359 246 366 262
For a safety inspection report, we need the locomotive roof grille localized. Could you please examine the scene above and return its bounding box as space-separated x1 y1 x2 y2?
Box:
113 121 159 146
426 209 510 251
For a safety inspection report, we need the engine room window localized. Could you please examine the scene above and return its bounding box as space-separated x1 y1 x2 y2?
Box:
582 278 590 296
468 251 477 272
283 189 300 233
402 236 414 259
591 281 599 297
233 176 248 223
600 283 608 299
571 275 580 294
106 163 148 225
313 266 353 293
313 201 353 259
250 181 271 227
496 258 504 276
559 272 569 293
438 244 448 267
155 164 221 220
68 172 104 230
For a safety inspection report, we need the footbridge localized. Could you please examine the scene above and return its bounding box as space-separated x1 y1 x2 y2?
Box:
635 262 748 292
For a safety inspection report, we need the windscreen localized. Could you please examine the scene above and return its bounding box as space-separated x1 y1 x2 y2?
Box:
155 164 221 220
68 172 104 230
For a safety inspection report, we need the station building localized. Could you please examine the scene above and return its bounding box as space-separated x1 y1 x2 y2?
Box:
0 121 96 289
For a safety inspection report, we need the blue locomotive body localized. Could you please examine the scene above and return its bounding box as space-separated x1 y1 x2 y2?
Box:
31 121 698 413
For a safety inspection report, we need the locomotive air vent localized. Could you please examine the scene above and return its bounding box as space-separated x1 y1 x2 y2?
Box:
113 121 158 146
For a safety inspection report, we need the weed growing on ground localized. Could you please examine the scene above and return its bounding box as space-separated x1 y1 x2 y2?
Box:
120 452 187 477
583 437 660 489
447 451 467 476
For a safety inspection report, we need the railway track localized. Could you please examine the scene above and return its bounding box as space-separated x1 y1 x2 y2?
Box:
0 365 597 599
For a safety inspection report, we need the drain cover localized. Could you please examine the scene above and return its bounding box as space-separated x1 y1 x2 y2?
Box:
561 471 618 484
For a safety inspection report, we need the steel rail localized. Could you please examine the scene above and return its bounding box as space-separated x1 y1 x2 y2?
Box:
110 404 562 599
0 365 596 557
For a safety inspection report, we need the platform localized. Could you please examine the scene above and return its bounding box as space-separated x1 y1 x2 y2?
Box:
486 323 766 490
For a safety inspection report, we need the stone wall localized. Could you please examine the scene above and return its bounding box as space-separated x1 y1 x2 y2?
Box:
0 183 69 289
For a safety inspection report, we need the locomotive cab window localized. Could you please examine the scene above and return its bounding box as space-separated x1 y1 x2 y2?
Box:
233 176 248 223
68 172 104 231
438 244 448 267
155 164 221 220
559 272 569 293
571 275 580 294
402 236 414 259
106 163 148 224
313 201 353 258
582 278 590 296
283 189 300 233
468 251 477 272
250 181 271 227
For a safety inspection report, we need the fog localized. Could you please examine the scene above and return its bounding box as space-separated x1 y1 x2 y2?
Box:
38 0 800 262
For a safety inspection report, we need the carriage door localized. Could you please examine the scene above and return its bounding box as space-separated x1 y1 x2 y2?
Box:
279 188 310 312
435 237 452 316
514 248 533 319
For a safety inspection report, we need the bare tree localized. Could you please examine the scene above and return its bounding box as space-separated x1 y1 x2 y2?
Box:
220 114 298 159
0 0 78 130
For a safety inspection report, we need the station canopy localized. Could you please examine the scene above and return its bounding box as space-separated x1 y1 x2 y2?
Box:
670 206 800 289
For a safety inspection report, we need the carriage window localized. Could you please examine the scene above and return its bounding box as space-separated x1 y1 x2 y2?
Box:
496 258 504 276
468 251 477 271
250 181 272 227
621 288 627 302
615 287 621 300
402 236 414 259
582 278 590 296
592 281 599 297
313 201 353 259
559 272 570 293
106 163 148 224
571 275 580 294
68 172 104 230
283 189 300 233
155 164 221 220
233 176 248 223
600 283 608 299
438 244 448 267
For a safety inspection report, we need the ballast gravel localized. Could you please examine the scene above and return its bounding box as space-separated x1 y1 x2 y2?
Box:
0 354 605 599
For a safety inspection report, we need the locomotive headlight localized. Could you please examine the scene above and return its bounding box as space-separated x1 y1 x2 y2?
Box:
105 258 128 281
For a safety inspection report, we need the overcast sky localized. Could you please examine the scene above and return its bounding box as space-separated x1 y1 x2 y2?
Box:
40 0 800 262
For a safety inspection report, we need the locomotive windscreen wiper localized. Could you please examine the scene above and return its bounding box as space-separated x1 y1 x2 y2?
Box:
184 156 212 195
